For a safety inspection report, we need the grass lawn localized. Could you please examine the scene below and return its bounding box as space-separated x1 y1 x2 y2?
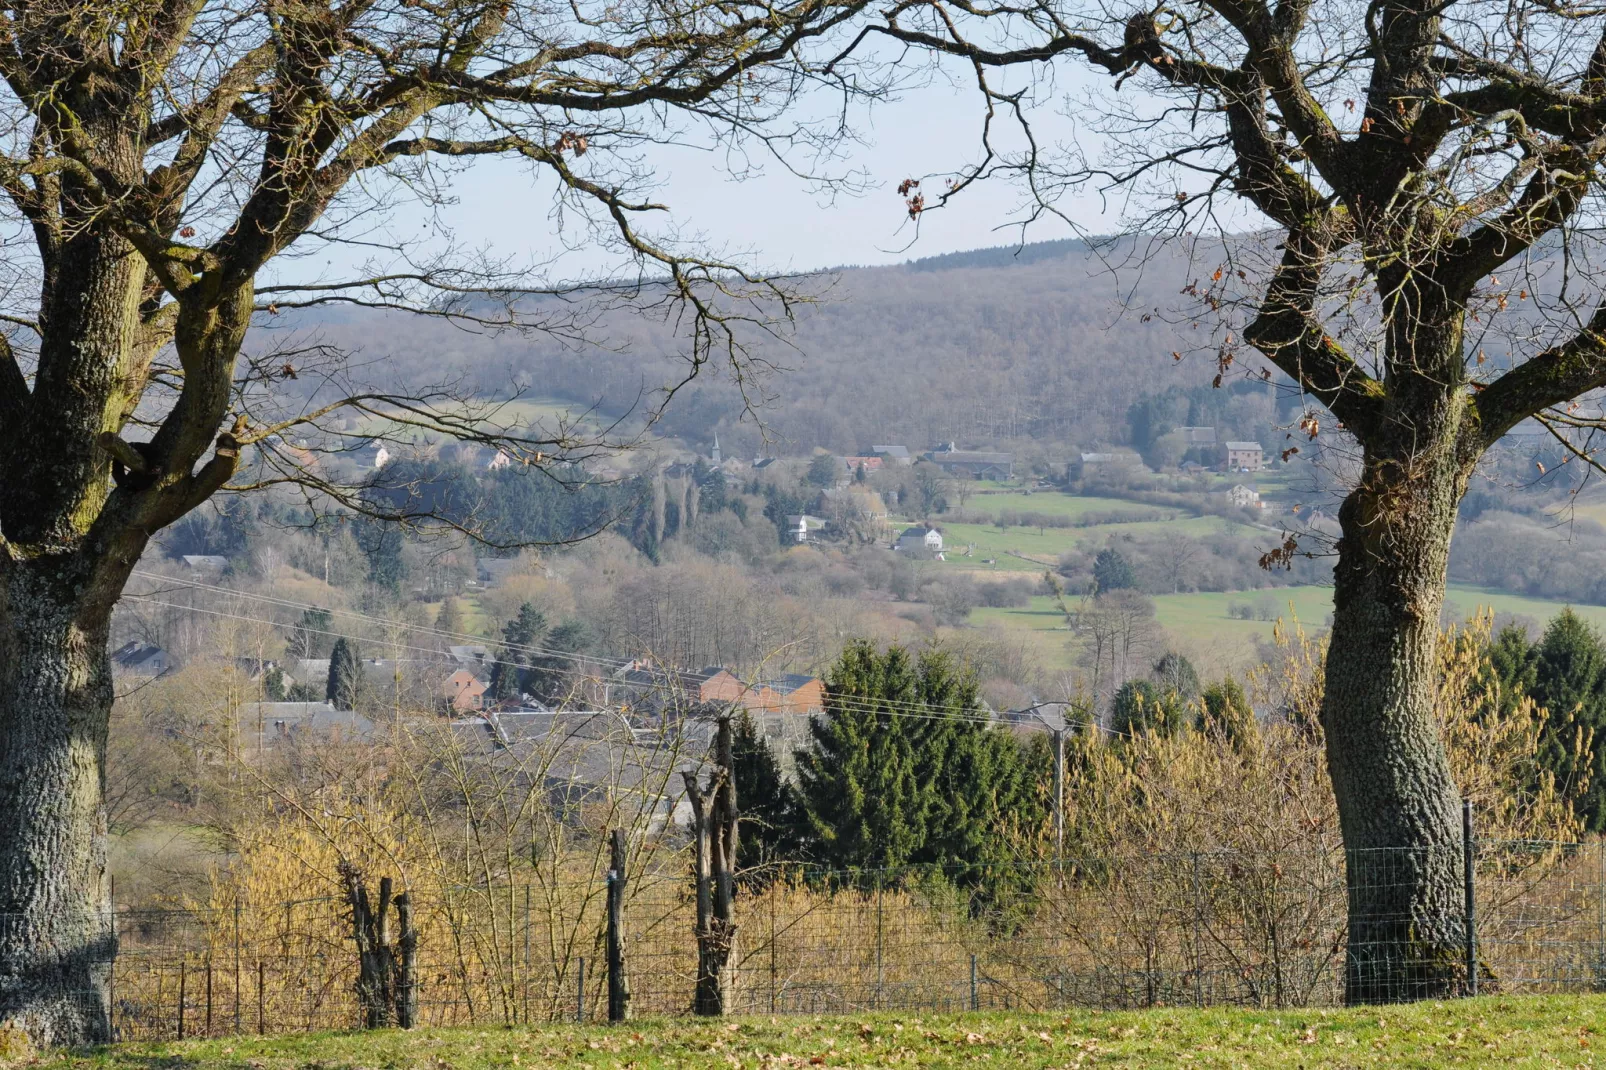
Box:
959 492 1174 522
41 996 1606 1069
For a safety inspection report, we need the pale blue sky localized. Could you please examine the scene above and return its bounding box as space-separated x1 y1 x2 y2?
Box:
408 72 1124 278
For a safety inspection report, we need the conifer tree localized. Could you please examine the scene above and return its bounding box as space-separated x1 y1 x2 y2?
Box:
1152 652 1202 699
326 639 364 712
732 712 806 873
527 620 591 705
1532 611 1606 829
1093 549 1136 593
488 603 547 704
435 597 465 640
1199 676 1255 746
1484 613 1606 829
1111 679 1186 737
794 641 926 873
795 642 1040 892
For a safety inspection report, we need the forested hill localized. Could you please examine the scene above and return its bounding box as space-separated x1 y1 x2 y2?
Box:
274 235 1293 462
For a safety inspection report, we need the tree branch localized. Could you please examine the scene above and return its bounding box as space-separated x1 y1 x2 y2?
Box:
1471 301 1606 448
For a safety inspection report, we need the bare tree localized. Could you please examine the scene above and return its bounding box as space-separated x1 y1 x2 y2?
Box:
873 0 1606 1001
0 0 881 1043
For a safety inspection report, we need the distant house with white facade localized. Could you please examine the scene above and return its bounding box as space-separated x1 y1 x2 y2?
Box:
784 514 828 544
1226 484 1263 509
354 441 391 470
896 525 944 559
1223 441 1266 471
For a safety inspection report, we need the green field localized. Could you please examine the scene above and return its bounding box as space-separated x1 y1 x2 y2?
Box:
960 492 1174 522
968 584 1606 664
937 516 1264 571
40 997 1606 1069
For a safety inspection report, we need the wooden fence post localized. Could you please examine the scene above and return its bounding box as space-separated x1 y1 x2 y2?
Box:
683 712 739 1015
341 864 417 1029
607 828 631 1023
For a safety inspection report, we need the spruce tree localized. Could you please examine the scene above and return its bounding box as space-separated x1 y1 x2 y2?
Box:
435 596 465 639
1152 652 1202 698
1111 679 1186 737
488 603 547 704
794 641 926 873
1092 548 1136 592
1199 676 1255 746
527 620 591 704
794 642 1043 896
326 638 363 712
732 712 806 873
1530 611 1606 830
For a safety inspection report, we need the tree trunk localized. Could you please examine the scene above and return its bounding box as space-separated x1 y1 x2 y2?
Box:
0 556 117 1045
1322 311 1475 1002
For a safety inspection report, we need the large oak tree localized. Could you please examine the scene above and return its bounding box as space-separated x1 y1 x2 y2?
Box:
0 0 875 1045
875 0 1606 1001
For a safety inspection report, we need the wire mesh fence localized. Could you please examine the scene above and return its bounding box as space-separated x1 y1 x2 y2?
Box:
26 837 1606 1039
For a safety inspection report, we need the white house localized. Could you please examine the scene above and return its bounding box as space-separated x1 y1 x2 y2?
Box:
785 514 828 543
895 525 944 559
355 441 391 470
1226 484 1263 509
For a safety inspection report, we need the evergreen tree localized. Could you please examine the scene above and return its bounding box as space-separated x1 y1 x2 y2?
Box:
1199 676 1255 745
795 641 928 873
262 666 289 702
1111 679 1186 737
435 596 464 638
1531 611 1606 829
1152 652 1201 698
488 603 547 704
732 712 806 874
1093 548 1136 592
795 641 1040 898
806 453 839 488
527 619 591 704
326 638 363 711
288 608 333 660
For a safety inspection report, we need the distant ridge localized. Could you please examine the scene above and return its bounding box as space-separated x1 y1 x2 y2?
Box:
903 237 1095 272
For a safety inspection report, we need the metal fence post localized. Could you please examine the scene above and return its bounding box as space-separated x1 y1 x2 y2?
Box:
969 954 978 1012
177 957 187 1040
577 956 585 1023
1598 841 1606 991
1192 851 1203 1008
874 875 884 1010
233 898 242 1034
1463 798 1477 997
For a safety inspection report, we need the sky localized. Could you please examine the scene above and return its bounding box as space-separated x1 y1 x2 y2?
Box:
388 71 1126 282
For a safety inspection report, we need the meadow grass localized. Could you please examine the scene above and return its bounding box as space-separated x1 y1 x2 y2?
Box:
957 492 1174 522
934 517 1258 571
967 585 1606 664
41 995 1606 1069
